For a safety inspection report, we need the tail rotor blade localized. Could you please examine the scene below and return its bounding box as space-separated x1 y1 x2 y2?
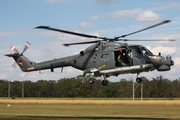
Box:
22 41 31 53
10 45 19 53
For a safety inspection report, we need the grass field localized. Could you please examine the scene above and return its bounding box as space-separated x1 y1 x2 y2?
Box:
0 98 180 120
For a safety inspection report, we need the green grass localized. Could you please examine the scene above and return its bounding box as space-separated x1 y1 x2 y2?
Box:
0 103 180 119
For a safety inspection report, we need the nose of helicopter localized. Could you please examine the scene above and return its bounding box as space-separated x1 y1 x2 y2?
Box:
152 55 174 71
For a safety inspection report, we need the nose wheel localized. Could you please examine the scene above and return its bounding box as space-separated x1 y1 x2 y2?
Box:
101 76 108 86
136 73 142 83
136 77 142 83
102 80 108 86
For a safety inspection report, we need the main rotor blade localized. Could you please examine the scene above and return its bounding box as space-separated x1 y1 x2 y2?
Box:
116 20 171 39
63 40 100 46
35 26 103 39
118 39 175 42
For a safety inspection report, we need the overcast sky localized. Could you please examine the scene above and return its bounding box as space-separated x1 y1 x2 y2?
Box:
1 0 180 82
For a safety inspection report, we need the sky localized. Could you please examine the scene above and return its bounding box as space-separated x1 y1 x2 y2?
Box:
0 0 180 82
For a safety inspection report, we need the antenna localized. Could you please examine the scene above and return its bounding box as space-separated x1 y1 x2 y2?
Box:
22 81 24 99
8 81 10 99
141 83 143 101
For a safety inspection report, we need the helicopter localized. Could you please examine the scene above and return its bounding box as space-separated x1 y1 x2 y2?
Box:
5 20 174 86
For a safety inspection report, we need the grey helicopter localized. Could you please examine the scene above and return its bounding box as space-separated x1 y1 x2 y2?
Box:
5 20 174 86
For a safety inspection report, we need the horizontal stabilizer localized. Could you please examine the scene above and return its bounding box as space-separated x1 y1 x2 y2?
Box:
4 54 14 57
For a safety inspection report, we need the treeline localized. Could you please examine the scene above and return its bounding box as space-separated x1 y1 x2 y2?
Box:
0 75 180 98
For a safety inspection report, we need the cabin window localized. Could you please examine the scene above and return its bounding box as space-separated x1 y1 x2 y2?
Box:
114 51 130 67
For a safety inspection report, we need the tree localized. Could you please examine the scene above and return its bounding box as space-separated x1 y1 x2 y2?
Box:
0 75 180 98
0 80 8 97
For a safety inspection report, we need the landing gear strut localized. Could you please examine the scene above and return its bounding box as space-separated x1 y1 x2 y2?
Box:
89 74 108 86
89 73 95 84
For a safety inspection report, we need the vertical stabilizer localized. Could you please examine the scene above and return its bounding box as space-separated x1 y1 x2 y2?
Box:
5 53 34 72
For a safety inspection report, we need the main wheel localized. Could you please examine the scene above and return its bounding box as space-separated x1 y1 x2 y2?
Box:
136 77 142 83
102 80 108 86
89 78 94 84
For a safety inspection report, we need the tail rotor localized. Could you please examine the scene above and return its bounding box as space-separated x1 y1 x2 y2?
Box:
5 41 31 68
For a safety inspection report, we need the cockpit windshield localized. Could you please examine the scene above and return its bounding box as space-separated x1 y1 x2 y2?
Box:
141 46 153 56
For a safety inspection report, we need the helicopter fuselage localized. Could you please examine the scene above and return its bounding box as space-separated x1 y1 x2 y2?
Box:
11 42 173 79
5 20 175 86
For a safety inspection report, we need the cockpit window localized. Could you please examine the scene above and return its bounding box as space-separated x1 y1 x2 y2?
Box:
129 45 153 56
141 47 153 56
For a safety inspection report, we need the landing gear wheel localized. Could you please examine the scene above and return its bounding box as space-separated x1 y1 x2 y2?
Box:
136 77 142 83
89 78 94 84
102 80 108 86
